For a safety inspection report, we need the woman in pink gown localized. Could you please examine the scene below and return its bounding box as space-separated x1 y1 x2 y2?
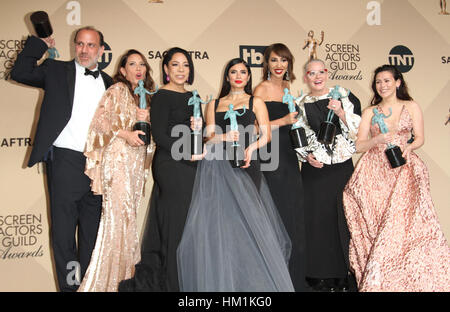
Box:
78 50 155 291
343 64 450 292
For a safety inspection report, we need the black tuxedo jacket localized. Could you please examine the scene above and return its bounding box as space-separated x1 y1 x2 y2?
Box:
10 35 113 167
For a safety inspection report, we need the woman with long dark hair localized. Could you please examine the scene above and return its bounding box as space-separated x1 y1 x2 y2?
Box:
78 49 155 291
119 47 204 292
254 43 307 291
343 64 450 291
176 58 294 291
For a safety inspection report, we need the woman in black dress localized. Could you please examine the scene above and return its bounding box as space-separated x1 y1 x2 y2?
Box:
253 43 307 291
177 58 294 291
295 59 361 291
119 47 203 291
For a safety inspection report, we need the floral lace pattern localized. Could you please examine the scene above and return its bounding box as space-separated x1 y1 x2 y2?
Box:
294 87 361 165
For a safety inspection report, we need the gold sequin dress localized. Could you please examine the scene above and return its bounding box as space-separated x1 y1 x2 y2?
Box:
343 106 450 292
78 82 154 292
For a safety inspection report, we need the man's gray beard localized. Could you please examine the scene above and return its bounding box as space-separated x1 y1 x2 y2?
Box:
75 52 101 69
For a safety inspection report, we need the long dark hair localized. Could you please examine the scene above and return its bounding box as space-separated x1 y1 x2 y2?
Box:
262 43 296 82
113 49 155 107
219 58 252 98
370 64 413 106
162 47 194 85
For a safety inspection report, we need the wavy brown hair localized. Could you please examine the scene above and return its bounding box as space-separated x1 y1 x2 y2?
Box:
113 49 155 107
262 43 296 82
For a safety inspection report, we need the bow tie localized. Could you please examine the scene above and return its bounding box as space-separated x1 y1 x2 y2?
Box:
84 68 100 79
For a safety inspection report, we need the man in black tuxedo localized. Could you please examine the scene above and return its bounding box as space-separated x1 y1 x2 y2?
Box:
11 26 113 291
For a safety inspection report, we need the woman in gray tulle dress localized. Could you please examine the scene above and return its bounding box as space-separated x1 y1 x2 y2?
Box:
176 58 294 292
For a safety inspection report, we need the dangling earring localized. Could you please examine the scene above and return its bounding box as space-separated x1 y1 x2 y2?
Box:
267 71 271 80
166 75 170 82
285 69 290 81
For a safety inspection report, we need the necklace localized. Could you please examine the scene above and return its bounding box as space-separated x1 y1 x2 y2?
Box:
230 90 245 95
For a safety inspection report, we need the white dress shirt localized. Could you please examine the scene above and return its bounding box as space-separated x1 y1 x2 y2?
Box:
53 61 106 152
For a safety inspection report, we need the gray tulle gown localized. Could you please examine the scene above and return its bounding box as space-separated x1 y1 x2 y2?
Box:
176 97 294 292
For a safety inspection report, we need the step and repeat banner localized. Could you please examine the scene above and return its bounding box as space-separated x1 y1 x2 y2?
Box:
0 0 449 291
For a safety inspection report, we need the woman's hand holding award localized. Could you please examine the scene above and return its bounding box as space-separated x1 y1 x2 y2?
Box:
224 104 246 168
133 80 157 145
188 90 211 156
317 85 348 145
372 107 406 168
282 88 308 149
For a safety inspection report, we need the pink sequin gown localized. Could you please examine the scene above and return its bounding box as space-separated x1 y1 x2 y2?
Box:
78 82 153 292
343 106 450 292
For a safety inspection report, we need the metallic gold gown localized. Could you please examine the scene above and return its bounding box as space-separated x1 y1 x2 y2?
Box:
78 82 153 292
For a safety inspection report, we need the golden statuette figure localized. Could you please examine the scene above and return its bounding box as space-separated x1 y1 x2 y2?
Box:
302 30 324 60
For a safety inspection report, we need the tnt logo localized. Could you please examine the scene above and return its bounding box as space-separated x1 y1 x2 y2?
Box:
98 42 112 71
388 45 414 73
239 45 267 67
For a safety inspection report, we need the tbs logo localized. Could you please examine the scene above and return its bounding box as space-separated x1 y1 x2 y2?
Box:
239 45 267 67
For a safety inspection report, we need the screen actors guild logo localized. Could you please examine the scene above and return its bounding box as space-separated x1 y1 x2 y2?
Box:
0 214 44 260
302 30 324 60
325 43 362 81
439 0 449 14
0 39 26 80
388 45 414 73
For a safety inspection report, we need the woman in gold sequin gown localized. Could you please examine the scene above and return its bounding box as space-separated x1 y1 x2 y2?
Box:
343 65 450 292
77 50 155 292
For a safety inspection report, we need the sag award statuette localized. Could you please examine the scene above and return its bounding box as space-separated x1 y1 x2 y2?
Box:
317 85 348 145
30 11 59 59
188 90 211 156
133 80 157 145
282 88 308 149
372 107 406 168
224 104 246 168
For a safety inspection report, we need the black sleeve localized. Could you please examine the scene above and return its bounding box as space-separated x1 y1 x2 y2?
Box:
349 92 362 116
10 36 51 89
199 94 206 132
150 93 179 153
